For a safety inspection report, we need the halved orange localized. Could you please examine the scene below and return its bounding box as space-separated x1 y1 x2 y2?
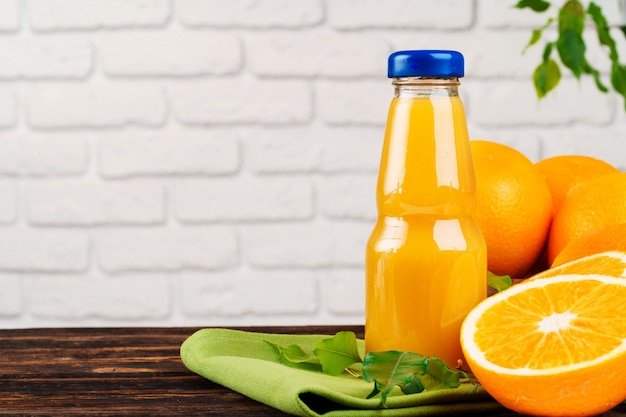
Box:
531 250 626 279
461 274 626 416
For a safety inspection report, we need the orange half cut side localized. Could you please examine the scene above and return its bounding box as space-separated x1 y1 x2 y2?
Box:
461 274 626 416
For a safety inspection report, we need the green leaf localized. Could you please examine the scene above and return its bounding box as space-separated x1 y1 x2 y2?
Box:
515 0 550 12
557 28 586 78
266 341 321 365
542 41 554 62
611 63 626 111
313 331 362 376
362 351 429 406
418 356 461 391
523 18 554 54
525 29 543 53
587 2 617 60
611 63 626 95
558 0 585 35
533 58 561 98
487 271 512 293
400 374 426 395
583 60 608 93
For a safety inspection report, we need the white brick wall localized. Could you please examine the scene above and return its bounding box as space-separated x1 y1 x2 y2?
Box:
0 0 624 328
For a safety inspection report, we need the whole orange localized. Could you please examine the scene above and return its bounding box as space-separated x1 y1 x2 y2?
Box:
548 172 626 264
552 223 626 267
535 155 618 214
470 140 552 278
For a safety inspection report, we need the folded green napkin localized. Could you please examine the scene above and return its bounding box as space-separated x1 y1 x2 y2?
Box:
180 328 506 416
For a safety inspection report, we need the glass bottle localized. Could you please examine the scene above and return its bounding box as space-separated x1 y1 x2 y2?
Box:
365 50 487 368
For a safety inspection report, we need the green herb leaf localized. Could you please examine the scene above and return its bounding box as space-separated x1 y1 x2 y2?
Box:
533 57 561 98
523 18 554 55
313 331 362 376
520 0 626 110
541 41 554 62
400 373 426 394
587 2 617 60
515 0 550 12
266 341 320 365
555 1 586 79
418 356 461 391
611 63 626 111
363 351 429 406
558 0 585 34
487 271 512 292
557 28 586 78
583 60 608 93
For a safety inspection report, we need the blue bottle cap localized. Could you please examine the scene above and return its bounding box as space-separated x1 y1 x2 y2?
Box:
388 50 464 78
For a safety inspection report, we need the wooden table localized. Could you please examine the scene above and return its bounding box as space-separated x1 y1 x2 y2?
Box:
0 325 625 416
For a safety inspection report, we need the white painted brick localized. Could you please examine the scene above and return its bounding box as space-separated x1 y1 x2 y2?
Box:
324 269 364 315
318 175 376 221
27 83 167 128
98 128 239 178
100 32 241 77
171 79 311 125
244 126 382 174
246 223 370 268
0 131 87 176
0 274 21 316
97 227 238 273
317 80 389 126
0 87 17 127
180 270 317 316
0 229 89 272
478 0 549 29
0 0 21 31
27 181 165 226
1 0 624 329
0 180 16 223
173 177 313 223
29 275 170 320
0 37 92 79
29 0 170 31
464 77 616 127
177 0 322 28
540 128 626 170
328 0 474 29
248 32 389 77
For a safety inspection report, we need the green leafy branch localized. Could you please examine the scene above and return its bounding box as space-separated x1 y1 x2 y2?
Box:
517 0 626 110
267 331 476 407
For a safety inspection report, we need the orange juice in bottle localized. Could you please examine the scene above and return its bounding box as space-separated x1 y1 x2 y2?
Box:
365 50 487 367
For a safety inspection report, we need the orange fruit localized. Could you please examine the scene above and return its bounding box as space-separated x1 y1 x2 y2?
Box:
551 223 626 267
535 155 618 214
461 274 626 416
531 250 626 279
470 140 552 278
548 172 626 264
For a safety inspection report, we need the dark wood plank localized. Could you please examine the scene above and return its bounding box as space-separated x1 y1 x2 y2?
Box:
0 326 624 416
0 326 360 416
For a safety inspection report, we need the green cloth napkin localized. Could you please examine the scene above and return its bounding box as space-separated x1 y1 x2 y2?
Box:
180 328 506 416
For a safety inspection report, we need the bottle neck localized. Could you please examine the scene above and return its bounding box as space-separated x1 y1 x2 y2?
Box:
392 77 460 98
